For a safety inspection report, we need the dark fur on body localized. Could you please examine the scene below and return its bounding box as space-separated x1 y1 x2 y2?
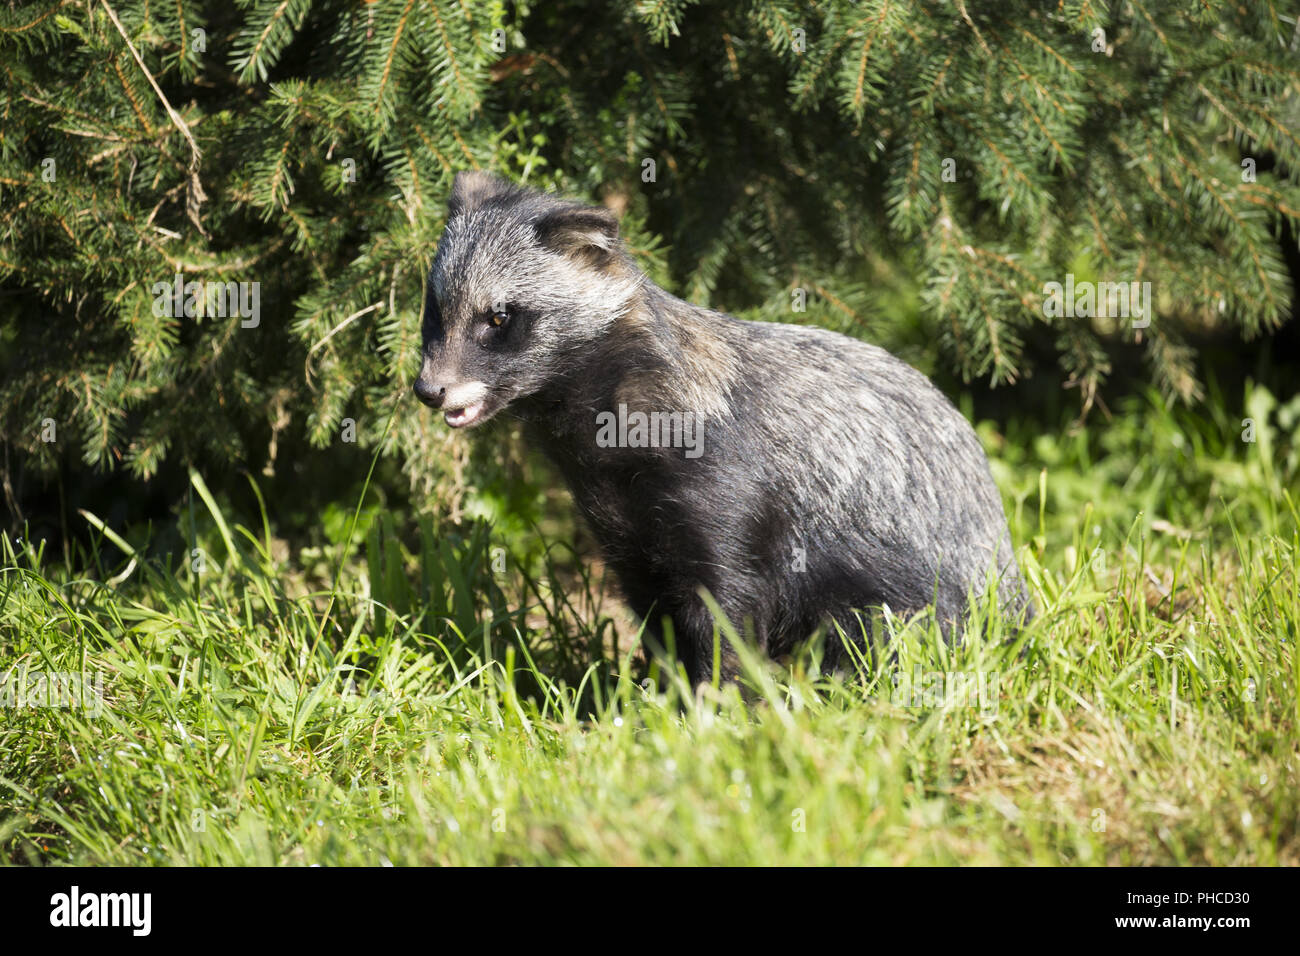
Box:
416 171 1030 685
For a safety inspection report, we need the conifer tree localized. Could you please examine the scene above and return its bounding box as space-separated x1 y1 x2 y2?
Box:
1 1 1296 503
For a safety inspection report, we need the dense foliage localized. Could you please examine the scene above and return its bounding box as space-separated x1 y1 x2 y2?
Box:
1 0 1297 505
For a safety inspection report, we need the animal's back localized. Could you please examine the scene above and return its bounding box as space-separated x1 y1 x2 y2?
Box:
658 311 1028 652
532 299 1029 665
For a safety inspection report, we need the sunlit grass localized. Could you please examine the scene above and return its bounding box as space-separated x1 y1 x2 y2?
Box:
2 389 1298 865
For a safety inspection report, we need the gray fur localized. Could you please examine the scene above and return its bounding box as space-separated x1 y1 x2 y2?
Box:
416 171 1031 684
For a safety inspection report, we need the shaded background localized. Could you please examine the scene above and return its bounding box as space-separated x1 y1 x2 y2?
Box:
1 0 1298 559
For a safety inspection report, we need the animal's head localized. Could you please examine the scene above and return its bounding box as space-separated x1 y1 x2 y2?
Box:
414 171 642 427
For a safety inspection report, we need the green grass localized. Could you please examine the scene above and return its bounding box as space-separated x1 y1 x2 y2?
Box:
2 387 1298 865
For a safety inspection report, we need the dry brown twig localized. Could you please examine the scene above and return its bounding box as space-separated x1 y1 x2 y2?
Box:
99 0 208 237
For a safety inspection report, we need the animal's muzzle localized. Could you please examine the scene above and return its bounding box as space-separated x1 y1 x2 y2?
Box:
412 377 447 408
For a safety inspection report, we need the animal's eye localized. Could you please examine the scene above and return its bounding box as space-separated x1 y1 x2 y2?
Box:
488 309 509 328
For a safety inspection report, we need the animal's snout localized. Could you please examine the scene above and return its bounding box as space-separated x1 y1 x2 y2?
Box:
413 377 447 408
413 375 491 428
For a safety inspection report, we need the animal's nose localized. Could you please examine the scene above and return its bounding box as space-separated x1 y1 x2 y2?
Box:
413 378 446 408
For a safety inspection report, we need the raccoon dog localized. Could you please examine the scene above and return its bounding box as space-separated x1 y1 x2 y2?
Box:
415 171 1030 685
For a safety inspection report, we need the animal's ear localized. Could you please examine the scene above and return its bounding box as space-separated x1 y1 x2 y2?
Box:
533 204 620 266
448 170 512 218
